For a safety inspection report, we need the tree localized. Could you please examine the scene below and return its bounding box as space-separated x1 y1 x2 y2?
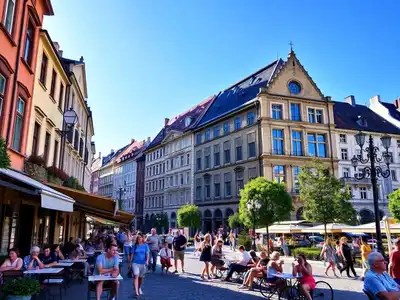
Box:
0 137 10 169
239 177 293 253
177 204 201 230
228 212 241 229
389 189 400 221
299 159 357 236
151 213 168 233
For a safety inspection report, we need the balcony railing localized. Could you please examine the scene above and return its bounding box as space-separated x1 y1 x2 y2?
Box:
340 176 372 185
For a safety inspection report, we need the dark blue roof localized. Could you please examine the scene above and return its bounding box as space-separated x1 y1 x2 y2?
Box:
381 102 400 121
101 144 129 166
196 59 283 127
333 101 400 135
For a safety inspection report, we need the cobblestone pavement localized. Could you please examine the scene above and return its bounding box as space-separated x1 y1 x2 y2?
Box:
60 247 367 300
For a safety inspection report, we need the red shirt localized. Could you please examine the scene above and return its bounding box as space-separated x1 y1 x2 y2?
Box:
390 249 400 279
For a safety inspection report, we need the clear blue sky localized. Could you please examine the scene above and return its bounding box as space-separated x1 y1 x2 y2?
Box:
44 0 400 157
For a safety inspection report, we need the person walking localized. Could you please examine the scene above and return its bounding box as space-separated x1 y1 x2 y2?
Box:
193 231 201 257
146 228 161 272
389 237 400 284
361 236 372 281
130 234 149 298
320 238 338 277
123 230 133 262
229 231 237 251
280 234 289 258
172 230 187 273
199 233 212 280
339 237 358 278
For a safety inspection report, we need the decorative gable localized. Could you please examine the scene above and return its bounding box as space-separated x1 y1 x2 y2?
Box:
267 50 324 100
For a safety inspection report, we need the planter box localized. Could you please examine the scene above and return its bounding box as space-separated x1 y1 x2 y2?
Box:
48 175 63 186
7 296 31 300
24 162 47 182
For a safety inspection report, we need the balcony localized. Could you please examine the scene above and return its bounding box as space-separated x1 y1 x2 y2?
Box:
340 176 372 185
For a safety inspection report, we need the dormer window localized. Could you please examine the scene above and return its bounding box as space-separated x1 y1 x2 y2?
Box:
356 116 368 127
185 117 192 127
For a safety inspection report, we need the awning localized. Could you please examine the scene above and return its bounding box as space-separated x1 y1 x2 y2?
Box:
86 215 123 227
45 183 134 224
0 168 74 212
301 223 354 234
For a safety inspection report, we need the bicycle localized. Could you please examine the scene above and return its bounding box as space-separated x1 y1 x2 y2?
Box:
278 280 334 300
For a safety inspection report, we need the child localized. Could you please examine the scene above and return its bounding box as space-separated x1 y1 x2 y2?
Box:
159 242 172 273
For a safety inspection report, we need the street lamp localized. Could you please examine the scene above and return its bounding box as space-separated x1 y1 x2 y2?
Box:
117 181 127 211
247 199 261 251
351 130 392 255
59 108 78 170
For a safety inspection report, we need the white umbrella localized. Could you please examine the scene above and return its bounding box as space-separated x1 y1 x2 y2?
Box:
301 223 353 234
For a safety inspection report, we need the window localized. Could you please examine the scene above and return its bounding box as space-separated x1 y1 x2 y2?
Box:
224 173 232 197
196 150 202 171
392 170 397 181
3 0 16 34
340 134 347 143
31 122 40 155
204 147 211 169
236 169 244 196
50 69 57 98
186 153 190 165
292 131 303 156
235 137 243 161
343 167 350 178
214 174 221 198
389 152 394 163
273 165 285 183
43 132 51 165
397 140 400 148
58 83 64 110
196 133 202 145
214 144 220 167
39 53 48 86
204 176 211 199
11 97 25 151
247 132 256 158
272 104 283 120
205 128 211 141
360 187 367 199
290 103 301 121
196 178 202 200
308 108 323 124
180 155 184 167
249 167 257 180
223 141 231 164
348 186 353 198
186 171 190 184
247 112 255 125
23 21 35 65
0 74 5 117
213 126 220 138
308 134 327 157
234 117 241 130
180 174 184 185
272 129 284 155
170 158 174 169
341 149 348 160
293 166 300 193
223 122 230 134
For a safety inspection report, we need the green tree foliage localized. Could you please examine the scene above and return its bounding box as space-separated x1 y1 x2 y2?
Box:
177 204 201 229
239 177 293 253
151 213 168 232
389 189 400 221
228 212 241 229
0 137 10 169
299 159 357 236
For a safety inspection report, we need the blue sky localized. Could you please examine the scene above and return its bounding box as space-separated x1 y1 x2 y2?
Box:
44 0 400 156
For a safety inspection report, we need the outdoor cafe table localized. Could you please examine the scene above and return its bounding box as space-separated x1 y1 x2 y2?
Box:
59 259 87 263
88 274 123 300
24 268 64 275
55 262 74 267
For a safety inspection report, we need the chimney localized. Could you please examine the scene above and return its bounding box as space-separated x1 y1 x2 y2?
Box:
98 152 101 159
111 149 115 154
345 95 356 106
369 95 381 106
80 56 84 62
53 42 60 52
164 118 170 127
394 97 400 109
131 138 136 143
147 137 151 142
59 50 63 57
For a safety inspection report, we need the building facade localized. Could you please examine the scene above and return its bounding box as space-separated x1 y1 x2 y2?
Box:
25 30 69 168
90 154 102 194
135 150 146 230
0 0 54 170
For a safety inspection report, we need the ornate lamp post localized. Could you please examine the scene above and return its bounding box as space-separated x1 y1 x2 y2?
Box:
117 181 127 212
351 131 392 255
59 108 78 169
247 199 261 251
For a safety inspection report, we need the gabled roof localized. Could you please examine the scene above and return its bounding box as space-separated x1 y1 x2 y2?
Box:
118 140 147 163
333 101 400 135
101 144 129 167
381 102 400 121
196 59 283 127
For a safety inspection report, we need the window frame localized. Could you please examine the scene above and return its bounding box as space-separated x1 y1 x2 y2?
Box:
11 97 25 151
50 69 57 99
290 103 301 121
292 130 303 156
247 111 255 125
23 20 35 66
0 73 6 119
272 104 283 120
39 52 48 86
341 148 348 160
3 0 16 35
234 117 241 130
43 132 51 165
31 122 40 156
272 129 284 155
273 165 285 183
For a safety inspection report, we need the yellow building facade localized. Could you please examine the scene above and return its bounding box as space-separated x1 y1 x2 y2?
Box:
26 30 70 167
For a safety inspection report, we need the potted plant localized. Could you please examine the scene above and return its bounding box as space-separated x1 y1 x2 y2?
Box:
3 278 40 300
24 155 47 182
47 165 66 185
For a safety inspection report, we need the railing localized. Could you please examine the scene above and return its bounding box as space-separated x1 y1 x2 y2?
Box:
340 176 372 184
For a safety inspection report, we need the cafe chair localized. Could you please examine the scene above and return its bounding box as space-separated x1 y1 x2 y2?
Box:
363 289 378 300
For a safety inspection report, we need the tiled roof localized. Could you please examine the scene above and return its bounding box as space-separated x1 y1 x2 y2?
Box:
118 140 147 163
333 101 400 135
101 144 129 167
196 59 283 127
381 102 400 122
146 96 214 150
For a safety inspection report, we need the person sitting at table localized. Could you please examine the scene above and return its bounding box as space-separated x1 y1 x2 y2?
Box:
23 246 44 270
240 251 269 290
210 239 224 277
364 252 400 300
76 238 87 256
292 254 316 300
248 250 260 267
52 244 65 261
39 244 58 267
85 240 96 253
0 247 23 271
224 245 252 282
63 237 75 256
93 242 120 300
96 238 105 250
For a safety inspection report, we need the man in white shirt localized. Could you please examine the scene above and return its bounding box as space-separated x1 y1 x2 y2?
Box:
224 245 252 281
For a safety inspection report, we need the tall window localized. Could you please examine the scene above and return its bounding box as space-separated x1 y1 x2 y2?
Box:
236 169 244 196
235 137 243 161
340 134 347 143
40 53 48 86
31 122 40 156
272 104 283 119
224 141 231 164
58 83 64 110
342 167 350 178
360 187 367 199
234 117 241 130
290 103 301 121
213 126 220 138
23 21 35 65
204 175 211 199
4 0 16 34
0 74 6 118
180 155 184 167
195 178 202 200
308 134 327 157
308 108 323 123
214 174 221 198
293 166 300 193
223 122 230 134
273 165 285 183
292 131 303 156
196 133 202 145
11 97 25 151
205 128 211 141
43 132 51 165
392 170 397 181
214 144 220 167
248 167 257 180
272 129 284 155
224 173 232 197
247 112 255 125
196 150 202 171
341 148 348 160
204 147 211 169
50 69 57 98
247 132 256 158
